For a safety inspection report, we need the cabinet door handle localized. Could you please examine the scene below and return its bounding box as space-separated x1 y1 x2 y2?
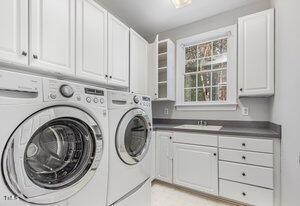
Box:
242 192 247 196
109 76 112 79
33 54 38 59
240 88 243 92
105 74 108 78
242 172 246 177
242 156 246 160
242 143 246 147
21 51 27 56
213 153 217 156
169 136 172 140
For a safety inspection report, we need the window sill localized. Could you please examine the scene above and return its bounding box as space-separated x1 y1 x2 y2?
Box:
175 103 237 111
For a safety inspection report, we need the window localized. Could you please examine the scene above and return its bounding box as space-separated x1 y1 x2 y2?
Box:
176 25 237 110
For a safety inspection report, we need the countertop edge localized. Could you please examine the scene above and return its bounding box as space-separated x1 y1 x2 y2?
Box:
153 125 281 139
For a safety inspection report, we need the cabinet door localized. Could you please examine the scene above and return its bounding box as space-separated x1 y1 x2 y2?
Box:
30 0 75 75
76 0 108 83
108 14 129 87
148 35 159 100
173 143 218 195
156 131 173 183
238 9 274 96
0 0 28 65
130 29 148 94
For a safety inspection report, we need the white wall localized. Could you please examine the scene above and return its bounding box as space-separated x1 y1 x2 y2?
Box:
153 0 272 121
269 0 300 205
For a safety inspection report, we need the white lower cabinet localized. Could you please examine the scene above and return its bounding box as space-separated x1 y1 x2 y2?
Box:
173 143 218 195
155 131 280 206
220 179 273 206
155 131 173 183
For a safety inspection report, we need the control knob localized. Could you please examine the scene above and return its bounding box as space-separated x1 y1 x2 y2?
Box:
133 95 139 104
60 84 74 98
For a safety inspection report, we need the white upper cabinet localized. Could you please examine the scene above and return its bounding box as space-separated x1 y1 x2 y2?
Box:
130 29 148 94
156 39 175 101
148 35 159 100
76 0 108 83
173 143 219 195
0 0 28 65
30 0 76 75
108 14 129 87
238 9 274 97
148 37 175 101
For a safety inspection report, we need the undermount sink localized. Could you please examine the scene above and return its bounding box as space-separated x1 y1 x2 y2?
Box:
174 124 223 131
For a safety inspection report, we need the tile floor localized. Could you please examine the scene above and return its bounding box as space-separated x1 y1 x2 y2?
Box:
151 181 237 206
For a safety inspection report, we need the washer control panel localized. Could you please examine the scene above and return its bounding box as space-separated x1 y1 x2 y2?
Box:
43 79 106 107
133 94 151 108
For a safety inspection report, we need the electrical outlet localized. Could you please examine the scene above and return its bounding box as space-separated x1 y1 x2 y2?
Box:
242 107 249 116
164 108 169 115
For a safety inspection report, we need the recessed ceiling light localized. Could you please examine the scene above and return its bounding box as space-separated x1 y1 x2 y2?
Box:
171 0 192 9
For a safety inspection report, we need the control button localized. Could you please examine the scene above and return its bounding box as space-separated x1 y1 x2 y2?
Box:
133 95 139 104
93 98 99 103
60 84 74 98
76 96 81 101
86 97 91 103
50 93 57 99
100 98 104 104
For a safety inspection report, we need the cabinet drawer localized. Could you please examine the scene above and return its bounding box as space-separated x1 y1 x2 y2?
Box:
219 161 273 189
219 179 273 206
173 132 218 147
219 149 273 167
219 136 273 153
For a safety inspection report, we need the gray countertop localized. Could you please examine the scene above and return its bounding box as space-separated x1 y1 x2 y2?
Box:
153 124 281 138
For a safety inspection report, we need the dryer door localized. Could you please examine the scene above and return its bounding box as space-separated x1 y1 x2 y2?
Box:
2 106 103 204
116 108 152 165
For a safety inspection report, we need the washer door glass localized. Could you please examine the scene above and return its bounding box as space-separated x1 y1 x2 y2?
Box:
116 109 151 165
24 118 94 190
124 116 148 158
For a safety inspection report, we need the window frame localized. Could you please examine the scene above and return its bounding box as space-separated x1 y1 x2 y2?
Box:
176 25 238 111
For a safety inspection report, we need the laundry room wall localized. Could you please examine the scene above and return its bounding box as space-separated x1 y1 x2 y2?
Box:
269 0 300 205
152 0 272 121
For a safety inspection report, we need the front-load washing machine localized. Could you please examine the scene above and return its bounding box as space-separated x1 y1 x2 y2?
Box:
0 70 108 206
107 91 152 206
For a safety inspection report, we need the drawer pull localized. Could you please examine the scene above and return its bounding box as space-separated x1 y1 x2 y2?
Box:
242 143 246 147
242 172 246 177
242 156 246 160
242 192 247 196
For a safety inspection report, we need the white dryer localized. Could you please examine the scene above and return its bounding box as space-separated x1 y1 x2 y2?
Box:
107 91 152 206
0 70 108 206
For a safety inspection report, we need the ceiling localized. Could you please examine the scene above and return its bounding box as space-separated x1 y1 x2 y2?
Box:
97 0 261 41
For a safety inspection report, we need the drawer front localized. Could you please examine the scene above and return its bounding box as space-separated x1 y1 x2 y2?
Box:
219 161 273 189
219 136 273 153
219 179 273 206
219 149 274 167
173 132 218 147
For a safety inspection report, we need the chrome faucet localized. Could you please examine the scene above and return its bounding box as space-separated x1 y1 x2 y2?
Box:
197 120 208 126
